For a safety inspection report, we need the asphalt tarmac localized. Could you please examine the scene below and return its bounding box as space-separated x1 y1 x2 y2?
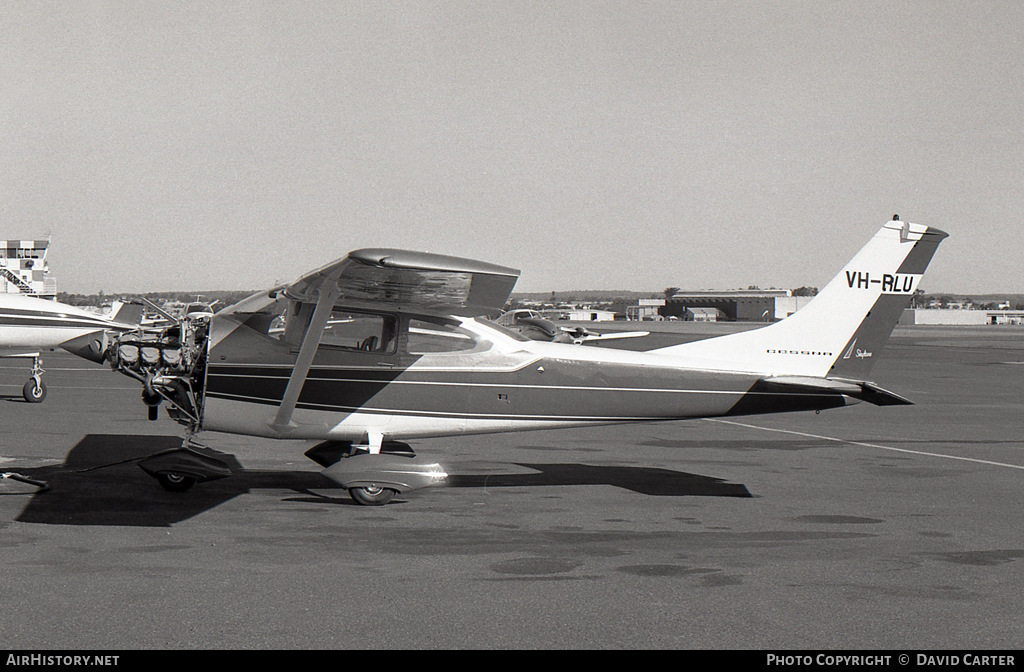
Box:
1 324 1022 649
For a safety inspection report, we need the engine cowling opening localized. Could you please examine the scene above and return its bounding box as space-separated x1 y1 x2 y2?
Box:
108 314 211 427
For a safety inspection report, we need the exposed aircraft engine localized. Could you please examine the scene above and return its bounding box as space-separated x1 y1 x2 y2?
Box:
107 312 210 425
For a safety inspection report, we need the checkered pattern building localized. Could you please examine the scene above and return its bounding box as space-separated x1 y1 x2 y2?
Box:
0 239 55 297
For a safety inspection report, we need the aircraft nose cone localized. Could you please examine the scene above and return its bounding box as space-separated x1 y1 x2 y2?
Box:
60 330 110 364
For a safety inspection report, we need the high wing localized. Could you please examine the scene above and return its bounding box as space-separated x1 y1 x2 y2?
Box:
283 248 520 317
239 249 519 434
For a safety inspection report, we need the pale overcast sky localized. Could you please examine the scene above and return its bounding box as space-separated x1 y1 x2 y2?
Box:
1 1 1021 294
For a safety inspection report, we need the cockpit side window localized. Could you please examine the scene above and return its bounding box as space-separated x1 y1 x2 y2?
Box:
318 309 398 353
407 318 479 354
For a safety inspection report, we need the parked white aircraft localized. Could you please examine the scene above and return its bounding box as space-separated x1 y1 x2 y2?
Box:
0 294 142 402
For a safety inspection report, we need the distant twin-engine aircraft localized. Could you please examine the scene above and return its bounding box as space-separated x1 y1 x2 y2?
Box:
53 216 945 505
496 308 650 344
0 295 142 402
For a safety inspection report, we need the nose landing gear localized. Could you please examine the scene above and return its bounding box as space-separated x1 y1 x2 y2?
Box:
21 355 46 403
137 444 233 492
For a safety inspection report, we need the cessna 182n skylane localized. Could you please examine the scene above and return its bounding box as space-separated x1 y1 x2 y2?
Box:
0 294 142 402
62 216 945 505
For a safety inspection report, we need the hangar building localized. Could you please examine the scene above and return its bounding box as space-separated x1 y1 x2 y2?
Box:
627 291 813 322
657 290 812 322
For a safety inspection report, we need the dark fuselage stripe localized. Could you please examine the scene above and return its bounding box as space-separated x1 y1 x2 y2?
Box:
0 314 115 330
207 371 745 396
204 383 840 420
203 390 678 421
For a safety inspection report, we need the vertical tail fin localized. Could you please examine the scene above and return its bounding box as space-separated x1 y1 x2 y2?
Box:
651 217 948 378
109 300 145 326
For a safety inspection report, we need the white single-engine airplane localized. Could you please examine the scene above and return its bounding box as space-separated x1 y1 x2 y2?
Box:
0 294 143 402
63 216 945 505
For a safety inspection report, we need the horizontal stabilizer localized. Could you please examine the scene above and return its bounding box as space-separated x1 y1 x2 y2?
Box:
763 376 913 406
850 381 915 406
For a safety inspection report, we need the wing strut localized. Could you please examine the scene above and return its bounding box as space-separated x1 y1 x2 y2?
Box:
268 278 341 434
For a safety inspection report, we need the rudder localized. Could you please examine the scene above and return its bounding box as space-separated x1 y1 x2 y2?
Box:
826 218 947 379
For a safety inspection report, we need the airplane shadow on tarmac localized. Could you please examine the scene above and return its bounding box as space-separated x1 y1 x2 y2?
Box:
446 465 752 499
8 434 751 527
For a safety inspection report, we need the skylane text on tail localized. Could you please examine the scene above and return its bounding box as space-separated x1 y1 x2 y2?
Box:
66 216 946 504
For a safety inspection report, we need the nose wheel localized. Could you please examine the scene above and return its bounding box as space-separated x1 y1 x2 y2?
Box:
22 378 47 403
155 472 197 492
22 355 46 403
138 444 232 492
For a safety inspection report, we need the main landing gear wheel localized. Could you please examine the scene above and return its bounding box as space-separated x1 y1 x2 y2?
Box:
22 379 46 403
348 485 397 506
156 472 197 493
